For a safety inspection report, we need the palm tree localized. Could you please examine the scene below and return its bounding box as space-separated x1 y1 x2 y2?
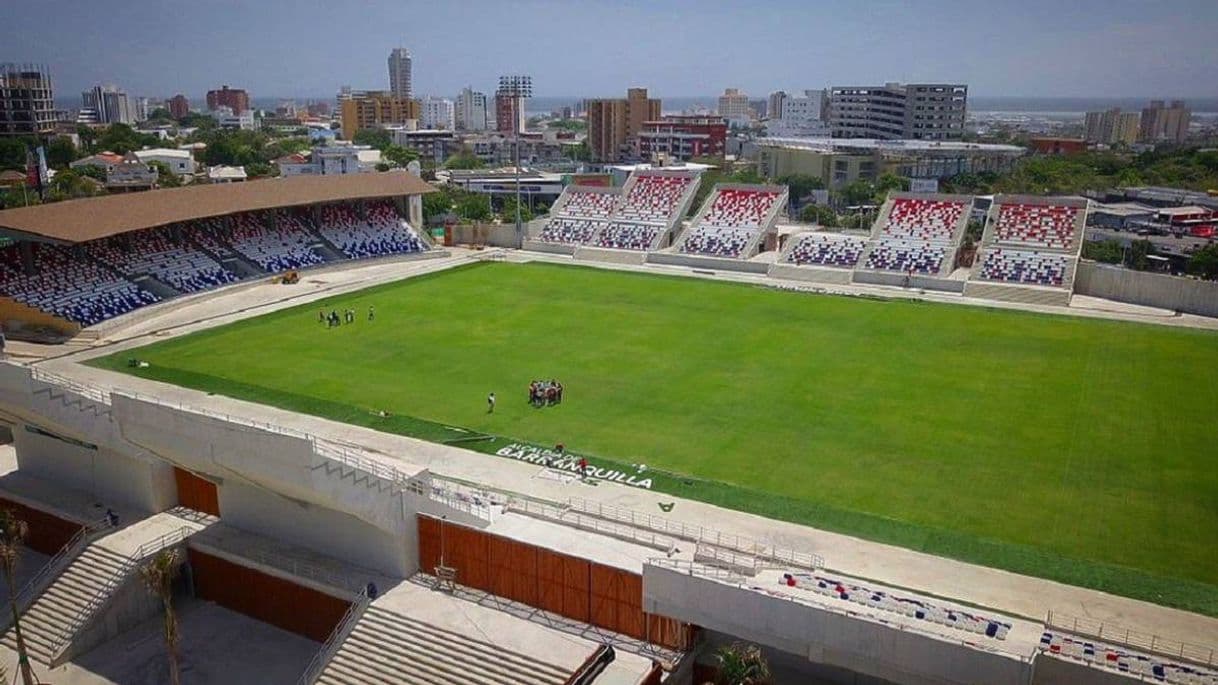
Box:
713 641 771 685
0 509 36 685
140 549 183 685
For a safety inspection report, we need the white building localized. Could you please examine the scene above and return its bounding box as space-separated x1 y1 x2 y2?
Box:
455 87 488 131
81 85 134 125
211 106 256 130
387 48 412 99
208 165 248 183
133 148 196 176
767 89 830 137
421 96 455 130
275 143 378 176
717 88 752 127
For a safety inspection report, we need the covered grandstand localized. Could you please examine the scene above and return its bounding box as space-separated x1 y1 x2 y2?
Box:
0 174 437 337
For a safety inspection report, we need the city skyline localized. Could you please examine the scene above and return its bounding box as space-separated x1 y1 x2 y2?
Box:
3 0 1216 101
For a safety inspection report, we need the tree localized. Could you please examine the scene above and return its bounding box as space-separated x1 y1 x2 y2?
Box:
382 144 419 168
444 153 484 170
95 123 160 155
46 137 77 170
244 162 278 178
713 642 770 685
455 193 491 222
799 204 836 226
564 141 590 162
777 173 824 204
1128 238 1155 271
836 180 876 207
47 169 100 200
500 195 533 223
146 107 174 123
1187 243 1218 280
75 125 98 155
352 128 393 150
423 186 456 221
263 137 312 160
1 509 37 685
0 138 28 171
874 172 908 197
148 161 180 187
1082 239 1124 265
140 549 183 685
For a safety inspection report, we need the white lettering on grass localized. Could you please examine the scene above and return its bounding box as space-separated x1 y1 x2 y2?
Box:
494 443 653 490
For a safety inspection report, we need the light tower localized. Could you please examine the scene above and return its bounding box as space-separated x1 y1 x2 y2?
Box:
497 75 532 249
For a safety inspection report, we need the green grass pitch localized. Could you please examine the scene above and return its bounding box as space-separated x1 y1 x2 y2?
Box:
93 262 1218 614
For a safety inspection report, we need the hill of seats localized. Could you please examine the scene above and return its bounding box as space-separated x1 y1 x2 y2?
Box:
537 171 701 252
859 193 972 277
677 184 786 259
0 200 429 329
972 196 1088 290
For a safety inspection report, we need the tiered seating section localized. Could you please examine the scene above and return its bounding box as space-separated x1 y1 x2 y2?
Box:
228 211 326 272
864 239 947 275
881 198 964 242
679 226 756 258
558 191 619 218
781 572 1012 640
538 188 623 245
785 233 867 269
539 218 610 245
978 248 1067 287
699 188 783 229
1039 632 1217 684
993 203 1081 250
0 244 158 326
83 227 238 293
595 224 661 251
315 202 426 259
616 174 695 223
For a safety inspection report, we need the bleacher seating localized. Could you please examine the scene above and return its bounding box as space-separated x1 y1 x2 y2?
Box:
679 226 756 258
595 222 661 251
993 203 1080 250
0 244 158 326
786 233 867 268
781 572 1012 640
864 239 946 275
82 226 239 294
978 248 1067 287
538 218 609 245
616 174 694 223
315 202 426 259
227 211 326 272
1039 632 1217 684
881 198 964 242
699 188 782 229
558 191 620 218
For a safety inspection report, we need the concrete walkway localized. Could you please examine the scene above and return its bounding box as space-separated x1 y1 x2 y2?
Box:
11 249 1218 652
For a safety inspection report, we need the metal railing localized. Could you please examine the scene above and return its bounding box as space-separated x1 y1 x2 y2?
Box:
30 367 111 405
565 496 825 570
506 497 677 552
297 590 371 685
4 516 112 630
646 557 745 580
47 525 195 663
313 438 414 488
1047 611 1217 667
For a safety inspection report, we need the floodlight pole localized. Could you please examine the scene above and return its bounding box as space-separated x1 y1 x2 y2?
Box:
498 75 532 249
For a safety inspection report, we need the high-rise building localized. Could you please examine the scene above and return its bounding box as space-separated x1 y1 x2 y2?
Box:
586 87 662 162
388 48 413 100
494 75 531 134
0 63 55 138
339 90 420 139
717 88 751 123
168 94 190 119
1139 100 1191 144
1084 108 1140 145
638 115 727 161
829 83 967 140
206 85 250 114
768 91 788 121
768 89 830 137
455 87 488 131
420 96 455 130
135 97 152 122
82 84 134 125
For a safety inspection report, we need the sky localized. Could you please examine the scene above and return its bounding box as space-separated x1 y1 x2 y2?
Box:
3 0 1216 101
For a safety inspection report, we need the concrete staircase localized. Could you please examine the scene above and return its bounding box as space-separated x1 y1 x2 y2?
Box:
0 545 129 665
316 606 571 685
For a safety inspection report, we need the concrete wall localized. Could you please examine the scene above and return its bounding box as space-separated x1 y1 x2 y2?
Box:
767 263 854 285
1030 653 1146 685
1074 261 1218 318
219 480 411 577
573 246 648 266
451 222 519 248
646 252 770 274
13 428 175 514
60 556 180 666
852 270 966 293
643 565 1032 685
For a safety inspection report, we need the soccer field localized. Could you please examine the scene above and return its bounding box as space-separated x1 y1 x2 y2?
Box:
94 261 1218 613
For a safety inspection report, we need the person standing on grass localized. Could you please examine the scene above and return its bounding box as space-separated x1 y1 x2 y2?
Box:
368 305 375 321
487 392 496 413
318 309 325 324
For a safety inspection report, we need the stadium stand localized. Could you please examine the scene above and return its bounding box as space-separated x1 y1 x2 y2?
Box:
864 239 947 275
557 189 621 218
315 202 426 259
1039 632 1217 684
595 223 662 251
227 211 327 272
82 226 239 294
781 572 1012 640
993 203 1081 250
616 173 697 224
539 217 611 245
698 188 784 229
535 187 623 246
785 233 867 269
0 243 158 326
679 226 756 258
977 248 1068 287
677 184 787 258
880 197 965 242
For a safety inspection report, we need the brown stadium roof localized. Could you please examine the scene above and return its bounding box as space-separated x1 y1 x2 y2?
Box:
0 173 436 244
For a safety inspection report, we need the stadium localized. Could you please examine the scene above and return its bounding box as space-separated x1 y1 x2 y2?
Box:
0 170 1214 685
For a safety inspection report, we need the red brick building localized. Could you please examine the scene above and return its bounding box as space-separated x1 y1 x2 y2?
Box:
637 115 727 161
206 85 250 114
1028 137 1088 156
168 94 190 119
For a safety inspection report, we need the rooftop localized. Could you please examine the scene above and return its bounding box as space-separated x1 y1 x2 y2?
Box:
759 137 1025 154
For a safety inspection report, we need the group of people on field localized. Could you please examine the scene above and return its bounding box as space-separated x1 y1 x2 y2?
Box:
320 305 374 328
528 379 564 407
